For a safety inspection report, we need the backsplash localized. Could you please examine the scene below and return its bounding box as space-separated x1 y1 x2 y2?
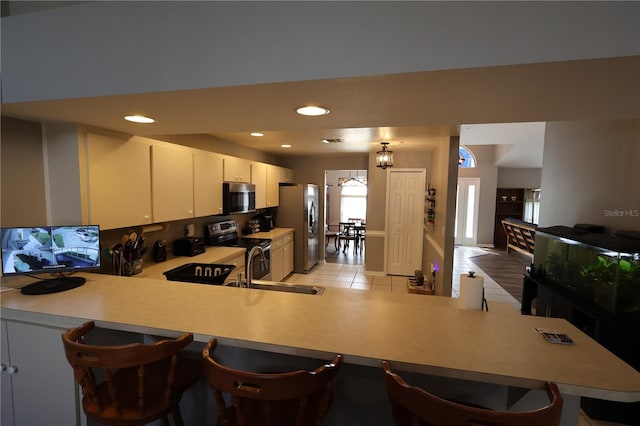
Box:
97 214 248 275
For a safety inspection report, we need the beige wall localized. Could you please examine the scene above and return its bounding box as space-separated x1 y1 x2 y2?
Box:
540 119 640 232
364 150 434 274
1 117 47 226
497 168 541 189
421 137 458 295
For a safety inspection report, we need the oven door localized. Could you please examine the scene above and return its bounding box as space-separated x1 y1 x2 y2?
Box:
248 245 271 281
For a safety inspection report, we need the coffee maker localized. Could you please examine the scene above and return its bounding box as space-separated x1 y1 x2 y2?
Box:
254 213 274 232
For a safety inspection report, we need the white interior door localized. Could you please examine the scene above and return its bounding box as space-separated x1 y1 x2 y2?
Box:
386 169 426 275
455 178 481 246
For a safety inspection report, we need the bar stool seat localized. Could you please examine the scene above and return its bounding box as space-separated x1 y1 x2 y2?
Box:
61 321 202 426
202 338 342 426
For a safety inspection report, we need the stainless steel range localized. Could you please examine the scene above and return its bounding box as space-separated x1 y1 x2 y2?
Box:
205 220 271 280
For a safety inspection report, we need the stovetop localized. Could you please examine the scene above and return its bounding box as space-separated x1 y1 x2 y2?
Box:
205 220 271 248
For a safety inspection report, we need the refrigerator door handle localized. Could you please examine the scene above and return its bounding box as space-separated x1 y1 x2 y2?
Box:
309 201 315 228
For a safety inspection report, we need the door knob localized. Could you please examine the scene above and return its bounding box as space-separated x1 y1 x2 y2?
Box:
5 365 18 374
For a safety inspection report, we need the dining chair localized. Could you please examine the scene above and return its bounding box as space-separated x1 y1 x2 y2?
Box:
339 222 356 253
202 338 342 426
325 224 341 251
61 321 202 426
382 361 563 426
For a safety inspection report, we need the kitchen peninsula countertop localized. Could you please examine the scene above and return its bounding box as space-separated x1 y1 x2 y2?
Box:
2 272 640 404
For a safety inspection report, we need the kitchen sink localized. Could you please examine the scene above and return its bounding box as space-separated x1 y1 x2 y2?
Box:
226 280 325 295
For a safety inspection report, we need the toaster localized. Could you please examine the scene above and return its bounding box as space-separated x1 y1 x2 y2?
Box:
173 237 205 257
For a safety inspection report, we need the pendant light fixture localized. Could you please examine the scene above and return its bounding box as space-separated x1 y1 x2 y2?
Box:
376 142 394 169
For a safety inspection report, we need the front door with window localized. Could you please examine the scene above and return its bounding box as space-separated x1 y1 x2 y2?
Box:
455 177 481 246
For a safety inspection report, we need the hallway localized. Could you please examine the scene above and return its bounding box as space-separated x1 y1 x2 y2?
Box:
285 244 521 313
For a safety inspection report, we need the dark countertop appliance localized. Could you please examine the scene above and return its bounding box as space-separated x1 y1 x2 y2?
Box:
205 220 272 280
173 237 205 257
253 212 274 232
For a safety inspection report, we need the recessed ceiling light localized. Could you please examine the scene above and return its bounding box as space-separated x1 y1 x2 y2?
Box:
124 115 155 124
322 138 342 144
250 132 264 137
296 106 330 116
281 144 292 148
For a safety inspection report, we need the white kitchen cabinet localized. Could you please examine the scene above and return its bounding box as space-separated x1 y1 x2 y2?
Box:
225 252 246 283
269 231 294 282
270 239 284 282
266 165 281 208
223 156 251 183
1 320 80 426
251 162 268 209
266 166 296 208
85 133 152 229
194 150 224 216
1 321 14 426
151 143 194 223
283 233 293 278
280 166 296 184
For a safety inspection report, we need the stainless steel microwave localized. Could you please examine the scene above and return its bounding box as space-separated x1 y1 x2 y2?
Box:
223 182 256 214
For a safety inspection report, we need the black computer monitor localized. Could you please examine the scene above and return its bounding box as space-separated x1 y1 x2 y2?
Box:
1 225 101 294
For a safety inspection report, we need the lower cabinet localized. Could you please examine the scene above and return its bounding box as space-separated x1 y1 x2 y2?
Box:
1 320 80 426
271 243 284 282
226 252 246 283
283 234 293 279
270 232 294 282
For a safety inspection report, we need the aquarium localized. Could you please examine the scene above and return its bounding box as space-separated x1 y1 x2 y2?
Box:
533 226 640 314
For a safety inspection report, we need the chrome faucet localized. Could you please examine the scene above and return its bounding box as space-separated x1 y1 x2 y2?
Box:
246 245 267 288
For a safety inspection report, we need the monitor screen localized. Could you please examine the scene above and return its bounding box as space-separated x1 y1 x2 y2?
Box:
1 225 101 276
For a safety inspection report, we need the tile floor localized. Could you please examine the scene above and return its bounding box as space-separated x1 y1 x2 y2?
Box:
283 245 626 426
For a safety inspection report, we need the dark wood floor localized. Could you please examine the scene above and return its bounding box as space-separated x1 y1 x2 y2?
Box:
469 249 531 302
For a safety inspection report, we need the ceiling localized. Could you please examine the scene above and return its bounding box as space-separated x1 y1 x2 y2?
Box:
2 56 639 168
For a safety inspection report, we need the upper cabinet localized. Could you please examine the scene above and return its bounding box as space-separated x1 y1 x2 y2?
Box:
85 133 152 230
251 162 268 209
82 133 293 229
223 156 251 182
194 150 224 217
266 165 296 207
151 144 194 223
266 165 281 208
280 166 296 184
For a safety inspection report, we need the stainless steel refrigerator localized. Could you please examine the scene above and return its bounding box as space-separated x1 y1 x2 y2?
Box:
278 184 319 273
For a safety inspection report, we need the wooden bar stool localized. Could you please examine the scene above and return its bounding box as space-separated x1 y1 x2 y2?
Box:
382 361 563 426
202 338 342 426
61 321 202 426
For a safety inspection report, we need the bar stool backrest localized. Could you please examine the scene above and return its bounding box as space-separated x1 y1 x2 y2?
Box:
202 338 342 426
382 361 563 426
61 321 201 426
